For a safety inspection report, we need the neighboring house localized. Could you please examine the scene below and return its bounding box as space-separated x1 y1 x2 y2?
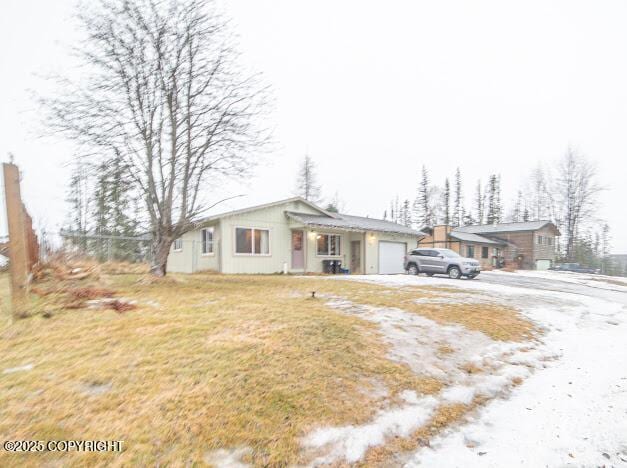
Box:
167 197 424 274
419 221 560 270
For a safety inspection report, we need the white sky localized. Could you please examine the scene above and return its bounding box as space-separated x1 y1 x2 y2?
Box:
1 0 626 252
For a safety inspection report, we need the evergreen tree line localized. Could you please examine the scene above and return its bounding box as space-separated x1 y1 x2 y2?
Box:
384 167 504 229
64 156 145 262
385 148 616 270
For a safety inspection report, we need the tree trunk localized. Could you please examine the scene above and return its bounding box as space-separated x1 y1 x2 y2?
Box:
150 237 172 277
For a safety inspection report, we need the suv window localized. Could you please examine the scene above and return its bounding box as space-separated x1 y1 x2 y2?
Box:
413 249 431 257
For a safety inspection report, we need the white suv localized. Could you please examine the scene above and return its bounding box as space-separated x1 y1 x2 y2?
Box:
404 248 481 279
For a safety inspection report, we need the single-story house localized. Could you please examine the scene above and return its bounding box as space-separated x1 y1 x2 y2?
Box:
419 221 560 270
167 197 425 274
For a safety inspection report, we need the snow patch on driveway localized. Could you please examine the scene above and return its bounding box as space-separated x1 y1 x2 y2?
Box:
502 269 627 292
408 298 627 467
336 273 627 467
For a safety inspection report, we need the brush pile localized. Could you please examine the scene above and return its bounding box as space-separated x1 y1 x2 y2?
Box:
30 254 138 314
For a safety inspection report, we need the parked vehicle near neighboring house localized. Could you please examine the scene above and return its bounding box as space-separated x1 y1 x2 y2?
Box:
549 263 600 274
404 248 481 279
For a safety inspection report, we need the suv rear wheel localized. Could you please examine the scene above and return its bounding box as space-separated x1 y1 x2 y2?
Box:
407 264 419 275
448 266 461 279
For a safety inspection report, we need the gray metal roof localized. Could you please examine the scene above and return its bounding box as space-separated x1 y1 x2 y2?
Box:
285 211 425 236
449 231 507 245
454 220 557 234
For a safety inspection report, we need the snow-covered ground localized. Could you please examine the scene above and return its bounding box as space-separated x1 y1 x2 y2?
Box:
490 269 627 292
303 271 627 467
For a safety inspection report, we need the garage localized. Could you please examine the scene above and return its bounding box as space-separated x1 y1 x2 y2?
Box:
378 241 407 274
535 259 552 270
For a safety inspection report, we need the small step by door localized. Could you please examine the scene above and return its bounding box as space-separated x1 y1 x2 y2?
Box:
291 230 304 270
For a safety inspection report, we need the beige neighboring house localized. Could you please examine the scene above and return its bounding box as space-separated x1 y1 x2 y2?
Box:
167 197 424 274
419 221 560 270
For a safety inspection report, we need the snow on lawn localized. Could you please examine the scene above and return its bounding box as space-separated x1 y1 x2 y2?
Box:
302 295 555 465
303 274 627 466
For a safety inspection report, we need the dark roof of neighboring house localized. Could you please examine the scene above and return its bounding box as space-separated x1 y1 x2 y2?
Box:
454 220 559 235
285 211 425 236
449 231 508 245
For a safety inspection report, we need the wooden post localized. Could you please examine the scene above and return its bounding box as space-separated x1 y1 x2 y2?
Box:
3 163 28 316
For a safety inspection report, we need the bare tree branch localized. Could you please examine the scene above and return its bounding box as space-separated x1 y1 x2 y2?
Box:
41 0 271 275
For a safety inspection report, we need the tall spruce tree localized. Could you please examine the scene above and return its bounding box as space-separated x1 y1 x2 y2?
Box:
415 165 433 227
511 190 524 222
486 174 502 224
400 199 412 227
65 162 90 250
474 179 485 225
91 161 112 260
452 168 463 227
442 178 451 225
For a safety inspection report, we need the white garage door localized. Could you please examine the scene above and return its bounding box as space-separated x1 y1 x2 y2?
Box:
535 259 552 270
378 241 407 274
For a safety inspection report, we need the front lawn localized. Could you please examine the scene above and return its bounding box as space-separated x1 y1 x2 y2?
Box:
0 272 533 466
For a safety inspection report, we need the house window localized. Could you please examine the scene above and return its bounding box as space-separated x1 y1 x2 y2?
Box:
547 237 553 246
481 246 489 259
235 227 270 255
173 238 183 251
317 234 341 256
537 235 544 245
201 228 214 254
466 245 475 258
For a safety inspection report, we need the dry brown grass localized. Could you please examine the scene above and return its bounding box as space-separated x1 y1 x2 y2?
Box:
100 261 150 275
318 282 534 342
0 274 441 466
0 273 534 466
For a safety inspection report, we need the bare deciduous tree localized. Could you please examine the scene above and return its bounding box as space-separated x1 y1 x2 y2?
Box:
295 154 322 203
554 148 602 261
524 164 551 221
44 0 269 275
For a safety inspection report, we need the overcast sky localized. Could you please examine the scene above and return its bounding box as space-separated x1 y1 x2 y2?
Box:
1 0 626 252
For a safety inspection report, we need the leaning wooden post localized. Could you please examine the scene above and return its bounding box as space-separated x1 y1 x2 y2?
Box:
3 163 29 317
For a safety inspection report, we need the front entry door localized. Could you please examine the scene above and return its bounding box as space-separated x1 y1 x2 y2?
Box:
291 230 304 269
350 240 361 274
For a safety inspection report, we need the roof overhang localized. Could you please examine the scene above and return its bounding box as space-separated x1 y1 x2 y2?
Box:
285 212 426 237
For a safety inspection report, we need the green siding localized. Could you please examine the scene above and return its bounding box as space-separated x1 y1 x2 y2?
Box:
166 199 420 274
